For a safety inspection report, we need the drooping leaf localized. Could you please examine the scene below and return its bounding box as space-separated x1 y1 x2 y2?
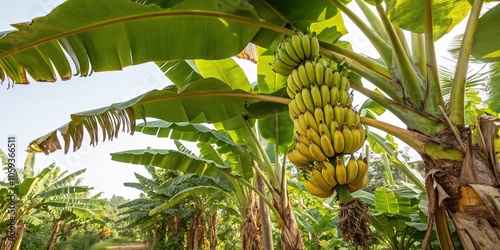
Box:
385 0 471 40
256 46 287 94
156 61 202 88
374 187 399 214
150 186 228 215
36 186 91 198
471 4 500 62
195 58 251 91
0 0 260 83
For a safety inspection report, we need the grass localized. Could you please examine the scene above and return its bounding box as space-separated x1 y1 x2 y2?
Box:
89 237 143 250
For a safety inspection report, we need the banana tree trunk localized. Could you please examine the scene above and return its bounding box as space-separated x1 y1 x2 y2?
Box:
1 234 13 250
257 175 274 250
241 191 264 250
187 211 207 250
271 191 303 250
423 116 500 249
11 221 25 250
47 221 62 250
209 212 217 250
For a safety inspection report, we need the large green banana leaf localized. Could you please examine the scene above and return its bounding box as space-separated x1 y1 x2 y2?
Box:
156 61 202 88
28 78 280 154
0 0 260 83
471 4 500 62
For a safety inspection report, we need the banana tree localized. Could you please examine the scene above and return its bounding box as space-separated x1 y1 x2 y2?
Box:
3 0 500 248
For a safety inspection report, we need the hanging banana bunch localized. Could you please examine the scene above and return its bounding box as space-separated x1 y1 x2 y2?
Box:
274 30 375 249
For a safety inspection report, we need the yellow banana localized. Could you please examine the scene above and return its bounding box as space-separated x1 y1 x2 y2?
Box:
345 108 356 129
309 141 327 162
348 176 367 192
318 121 332 142
346 155 358 184
320 85 331 108
298 114 308 134
324 104 334 127
293 117 307 135
287 74 301 93
303 110 319 133
301 33 311 60
314 62 324 86
333 126 345 154
277 48 299 67
350 127 361 153
356 124 366 150
310 84 323 108
332 71 341 87
284 40 302 63
339 89 349 107
307 127 322 146
353 156 368 184
311 168 334 190
292 148 311 164
291 69 303 89
320 132 335 157
342 124 354 154
321 161 338 187
301 88 315 112
288 99 301 117
294 92 307 113
291 34 306 61
314 106 325 126
296 140 316 161
330 87 339 105
287 150 306 167
310 34 320 59
305 61 316 85
298 64 311 88
354 112 360 128
295 132 310 145
333 104 345 126
286 86 295 99
340 75 351 90
335 157 347 185
305 179 334 198
323 68 333 88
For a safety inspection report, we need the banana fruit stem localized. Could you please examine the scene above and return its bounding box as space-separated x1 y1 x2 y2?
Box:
336 185 354 206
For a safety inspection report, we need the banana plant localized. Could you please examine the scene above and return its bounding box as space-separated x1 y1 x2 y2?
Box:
3 0 500 248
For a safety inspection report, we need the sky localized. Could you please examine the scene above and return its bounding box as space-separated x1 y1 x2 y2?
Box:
0 0 481 199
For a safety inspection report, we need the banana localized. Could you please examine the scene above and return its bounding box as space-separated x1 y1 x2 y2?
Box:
307 126 322 146
271 59 294 76
277 48 299 67
348 176 367 193
296 140 316 161
314 62 324 86
288 99 300 118
314 106 325 125
320 132 335 157
305 179 334 198
305 61 316 85
340 74 351 91
301 88 315 112
335 157 347 185
298 65 311 89
287 150 306 167
342 124 354 154
317 57 328 68
354 112 360 128
310 34 320 59
318 121 332 142
284 40 302 65
311 168 334 190
350 126 361 153
310 84 323 108
309 141 327 161
287 74 301 93
345 108 356 129
286 86 295 99
324 104 334 127
330 87 339 105
294 92 307 113
333 126 345 153
352 156 368 184
332 71 341 87
298 114 308 134
303 110 319 133
333 104 345 126
293 117 307 135
356 124 366 150
301 33 311 60
291 69 303 89
323 68 333 88
339 89 349 107
345 155 358 184
291 34 306 61
321 161 338 187
296 132 310 145
320 85 330 109
292 148 311 164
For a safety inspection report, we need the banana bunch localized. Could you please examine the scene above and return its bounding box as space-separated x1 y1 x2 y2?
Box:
304 155 369 198
271 31 320 76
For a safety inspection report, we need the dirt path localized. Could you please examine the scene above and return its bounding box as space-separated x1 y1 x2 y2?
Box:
105 243 147 250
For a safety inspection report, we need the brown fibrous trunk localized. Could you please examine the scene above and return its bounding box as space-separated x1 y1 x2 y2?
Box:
47 221 62 250
241 192 263 250
209 212 217 250
271 191 304 250
187 211 206 250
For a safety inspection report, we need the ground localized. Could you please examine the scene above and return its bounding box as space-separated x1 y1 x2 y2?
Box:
105 243 146 250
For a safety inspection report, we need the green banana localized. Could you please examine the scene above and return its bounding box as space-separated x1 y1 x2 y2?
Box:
301 88 315 112
294 92 307 113
345 108 356 129
339 90 349 107
320 84 330 108
288 99 301 118
277 48 299 67
310 84 323 108
340 74 351 91
332 71 340 87
291 69 303 89
298 64 311 88
291 34 306 61
302 33 311 60
324 68 333 88
287 74 301 93
271 59 294 76
330 87 339 105
324 104 334 127
317 57 328 68
286 86 295 99
305 61 316 85
284 40 302 63
314 62 324 86
310 34 320 59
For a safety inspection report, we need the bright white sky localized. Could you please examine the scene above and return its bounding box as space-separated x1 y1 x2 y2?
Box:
0 0 480 199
